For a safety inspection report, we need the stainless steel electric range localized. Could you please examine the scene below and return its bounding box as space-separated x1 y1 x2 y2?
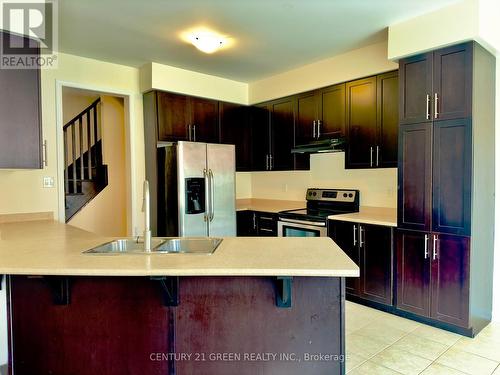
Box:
277 188 360 237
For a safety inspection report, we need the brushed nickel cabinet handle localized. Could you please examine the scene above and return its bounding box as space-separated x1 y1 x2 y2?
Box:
359 226 364 248
433 235 439 260
313 120 316 139
426 94 430 120
424 234 429 259
434 93 439 119
43 140 48 167
188 125 192 141
193 124 197 142
265 154 269 171
317 120 321 138
370 146 373 167
253 212 257 230
376 146 379 167
353 225 357 246
269 154 273 170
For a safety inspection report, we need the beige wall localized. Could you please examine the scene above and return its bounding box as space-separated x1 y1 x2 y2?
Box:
249 41 398 104
68 95 128 237
140 62 248 104
244 153 397 208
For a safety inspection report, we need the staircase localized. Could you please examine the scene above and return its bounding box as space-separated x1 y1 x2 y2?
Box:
64 98 108 222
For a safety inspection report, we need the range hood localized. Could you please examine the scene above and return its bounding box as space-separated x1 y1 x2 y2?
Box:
291 138 345 154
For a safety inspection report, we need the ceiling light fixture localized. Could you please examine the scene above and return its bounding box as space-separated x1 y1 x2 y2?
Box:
189 31 225 54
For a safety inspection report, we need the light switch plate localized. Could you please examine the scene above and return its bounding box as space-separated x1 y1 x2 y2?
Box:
43 176 55 188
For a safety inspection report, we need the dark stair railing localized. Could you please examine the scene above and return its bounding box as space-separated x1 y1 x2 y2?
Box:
63 98 108 222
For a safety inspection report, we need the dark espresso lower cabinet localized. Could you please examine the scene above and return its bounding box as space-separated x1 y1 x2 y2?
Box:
237 210 278 237
8 276 346 375
329 220 393 306
396 230 470 328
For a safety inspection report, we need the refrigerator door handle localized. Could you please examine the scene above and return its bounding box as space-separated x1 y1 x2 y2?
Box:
209 169 215 221
203 168 210 222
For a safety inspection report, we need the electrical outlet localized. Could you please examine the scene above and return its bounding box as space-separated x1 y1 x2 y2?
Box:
43 176 54 188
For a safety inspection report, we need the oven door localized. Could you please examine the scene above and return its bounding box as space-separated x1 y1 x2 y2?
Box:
277 218 327 237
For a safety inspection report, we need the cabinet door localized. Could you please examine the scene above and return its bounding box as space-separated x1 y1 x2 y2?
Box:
318 83 346 138
345 77 377 168
329 220 360 296
399 53 433 125
219 102 251 171
430 234 470 327
236 210 257 236
398 123 432 232
250 105 271 171
295 91 317 170
396 230 431 317
156 91 190 141
270 98 295 171
377 71 399 168
190 97 219 143
432 119 471 235
433 43 472 121
0 32 42 169
359 224 393 305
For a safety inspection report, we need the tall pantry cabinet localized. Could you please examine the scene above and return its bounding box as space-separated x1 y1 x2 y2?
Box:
396 42 495 335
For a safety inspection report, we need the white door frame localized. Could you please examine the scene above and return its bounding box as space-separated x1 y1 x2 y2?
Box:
55 80 138 235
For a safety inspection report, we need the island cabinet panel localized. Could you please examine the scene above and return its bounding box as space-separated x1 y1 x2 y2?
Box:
8 276 172 375
174 277 345 375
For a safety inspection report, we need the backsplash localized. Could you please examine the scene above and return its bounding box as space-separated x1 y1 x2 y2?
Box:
236 152 397 208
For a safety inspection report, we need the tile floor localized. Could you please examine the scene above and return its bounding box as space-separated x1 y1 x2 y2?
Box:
346 301 500 375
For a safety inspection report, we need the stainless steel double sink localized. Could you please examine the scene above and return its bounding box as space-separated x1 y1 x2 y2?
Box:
83 237 223 255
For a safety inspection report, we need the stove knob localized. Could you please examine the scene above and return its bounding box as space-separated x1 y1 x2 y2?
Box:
312 192 317 196
343 193 347 198
349 193 353 198
308 191 312 196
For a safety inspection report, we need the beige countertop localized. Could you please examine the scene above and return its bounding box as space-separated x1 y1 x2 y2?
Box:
0 220 359 277
236 198 305 213
328 207 397 227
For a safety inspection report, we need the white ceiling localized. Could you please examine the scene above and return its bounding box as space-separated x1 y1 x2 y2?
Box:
59 0 460 82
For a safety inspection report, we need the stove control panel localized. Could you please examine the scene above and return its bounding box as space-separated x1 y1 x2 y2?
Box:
306 188 358 203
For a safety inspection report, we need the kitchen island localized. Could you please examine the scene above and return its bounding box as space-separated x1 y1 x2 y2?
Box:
0 219 358 375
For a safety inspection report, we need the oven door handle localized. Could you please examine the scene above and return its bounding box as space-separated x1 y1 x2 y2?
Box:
278 218 326 227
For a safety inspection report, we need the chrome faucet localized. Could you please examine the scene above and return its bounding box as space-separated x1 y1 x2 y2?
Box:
142 180 152 252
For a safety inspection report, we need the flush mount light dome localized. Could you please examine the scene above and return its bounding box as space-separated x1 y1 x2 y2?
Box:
188 32 225 54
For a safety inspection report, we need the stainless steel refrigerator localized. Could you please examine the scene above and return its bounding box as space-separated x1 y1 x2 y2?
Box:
155 141 236 237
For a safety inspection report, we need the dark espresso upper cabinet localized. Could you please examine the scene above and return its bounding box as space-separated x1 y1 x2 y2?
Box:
269 97 295 171
296 91 318 146
190 97 219 143
433 44 472 121
219 102 251 171
156 91 190 141
377 71 399 168
249 105 271 171
399 42 472 125
399 53 433 125
0 31 43 169
155 91 218 143
345 76 378 168
318 83 346 138
345 72 399 169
